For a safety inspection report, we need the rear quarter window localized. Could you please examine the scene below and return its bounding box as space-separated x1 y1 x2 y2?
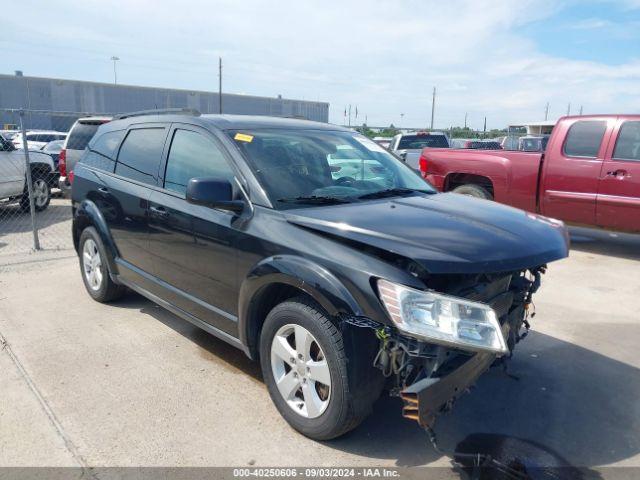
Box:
563 121 607 158
115 128 166 185
81 130 126 172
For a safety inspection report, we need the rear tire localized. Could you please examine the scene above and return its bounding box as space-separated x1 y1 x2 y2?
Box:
452 183 492 200
259 298 381 440
78 227 125 303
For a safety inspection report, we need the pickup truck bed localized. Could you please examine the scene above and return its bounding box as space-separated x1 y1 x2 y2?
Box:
424 148 543 212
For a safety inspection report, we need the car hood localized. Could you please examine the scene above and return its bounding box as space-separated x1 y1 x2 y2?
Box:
283 193 569 274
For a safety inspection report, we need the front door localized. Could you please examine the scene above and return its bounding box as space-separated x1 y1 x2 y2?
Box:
148 125 240 335
0 138 24 198
596 119 640 232
540 118 612 225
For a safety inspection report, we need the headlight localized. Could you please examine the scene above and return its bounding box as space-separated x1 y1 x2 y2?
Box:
377 279 508 354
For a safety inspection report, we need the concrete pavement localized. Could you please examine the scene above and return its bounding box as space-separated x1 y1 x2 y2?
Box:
0 226 639 473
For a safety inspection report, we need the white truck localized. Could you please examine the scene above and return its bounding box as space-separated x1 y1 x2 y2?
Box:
0 135 56 211
389 131 450 170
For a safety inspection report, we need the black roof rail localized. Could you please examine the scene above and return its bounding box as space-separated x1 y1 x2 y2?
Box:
113 108 201 120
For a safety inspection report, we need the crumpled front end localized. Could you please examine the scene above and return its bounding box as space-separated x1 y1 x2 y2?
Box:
366 266 545 428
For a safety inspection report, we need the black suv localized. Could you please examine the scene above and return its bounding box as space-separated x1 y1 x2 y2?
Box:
72 111 569 440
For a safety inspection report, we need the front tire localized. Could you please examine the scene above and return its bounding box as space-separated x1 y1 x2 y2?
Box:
78 227 125 303
259 298 378 440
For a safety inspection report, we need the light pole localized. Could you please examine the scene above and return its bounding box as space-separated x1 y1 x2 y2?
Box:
110 56 119 85
430 86 436 130
218 57 222 114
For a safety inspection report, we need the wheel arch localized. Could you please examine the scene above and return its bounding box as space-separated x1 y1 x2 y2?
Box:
444 172 495 197
238 255 363 360
73 199 119 275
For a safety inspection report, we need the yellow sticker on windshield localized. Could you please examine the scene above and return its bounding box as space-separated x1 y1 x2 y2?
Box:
234 133 253 143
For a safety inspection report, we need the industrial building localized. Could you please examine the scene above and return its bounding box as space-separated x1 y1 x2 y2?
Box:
0 72 329 131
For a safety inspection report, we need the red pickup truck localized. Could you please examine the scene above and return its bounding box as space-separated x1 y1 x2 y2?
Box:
421 115 640 233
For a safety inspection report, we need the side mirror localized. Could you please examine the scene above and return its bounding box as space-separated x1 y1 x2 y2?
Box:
186 177 245 213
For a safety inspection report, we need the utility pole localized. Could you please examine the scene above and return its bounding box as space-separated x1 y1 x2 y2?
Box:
218 57 223 114
483 116 487 134
348 104 352 127
430 86 436 130
579 105 583 116
544 102 549 121
110 56 119 85
464 112 468 129
567 102 571 116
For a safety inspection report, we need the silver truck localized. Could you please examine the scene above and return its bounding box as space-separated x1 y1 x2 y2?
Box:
389 131 449 170
58 116 111 198
0 135 56 211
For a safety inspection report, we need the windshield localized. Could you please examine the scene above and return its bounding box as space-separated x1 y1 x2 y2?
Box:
229 129 436 209
397 134 448 149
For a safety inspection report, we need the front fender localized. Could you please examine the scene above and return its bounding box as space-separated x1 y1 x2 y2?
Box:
74 199 119 276
237 255 363 350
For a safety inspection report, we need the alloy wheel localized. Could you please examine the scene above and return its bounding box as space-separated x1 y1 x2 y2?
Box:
270 324 331 418
32 179 49 208
82 239 103 291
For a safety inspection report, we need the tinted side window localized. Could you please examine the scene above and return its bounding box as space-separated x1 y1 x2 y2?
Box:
67 123 101 150
82 130 126 173
164 129 234 195
115 128 166 185
563 121 607 158
613 121 640 162
91 130 125 160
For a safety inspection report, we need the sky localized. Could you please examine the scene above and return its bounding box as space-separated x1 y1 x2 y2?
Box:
2 0 639 129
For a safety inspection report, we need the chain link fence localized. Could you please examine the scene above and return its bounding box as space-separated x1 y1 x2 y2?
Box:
0 109 109 260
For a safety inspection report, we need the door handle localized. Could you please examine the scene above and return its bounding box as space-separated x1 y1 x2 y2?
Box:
606 169 628 177
149 205 169 217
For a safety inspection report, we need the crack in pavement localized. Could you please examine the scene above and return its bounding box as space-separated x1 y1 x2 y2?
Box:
0 328 97 479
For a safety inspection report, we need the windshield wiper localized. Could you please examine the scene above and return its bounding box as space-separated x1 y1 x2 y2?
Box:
277 195 352 205
357 188 432 200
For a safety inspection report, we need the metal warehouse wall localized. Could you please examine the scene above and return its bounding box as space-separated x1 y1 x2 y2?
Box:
0 74 329 130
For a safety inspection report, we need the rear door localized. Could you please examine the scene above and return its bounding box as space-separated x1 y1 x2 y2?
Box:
147 124 240 335
540 118 613 225
103 125 168 281
596 119 640 232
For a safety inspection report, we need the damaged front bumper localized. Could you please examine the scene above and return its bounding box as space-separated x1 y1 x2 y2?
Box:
400 350 495 428
399 320 513 428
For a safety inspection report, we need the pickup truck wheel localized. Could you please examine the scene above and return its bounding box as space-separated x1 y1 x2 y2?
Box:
78 227 125 303
452 183 493 200
20 176 51 212
260 298 375 440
